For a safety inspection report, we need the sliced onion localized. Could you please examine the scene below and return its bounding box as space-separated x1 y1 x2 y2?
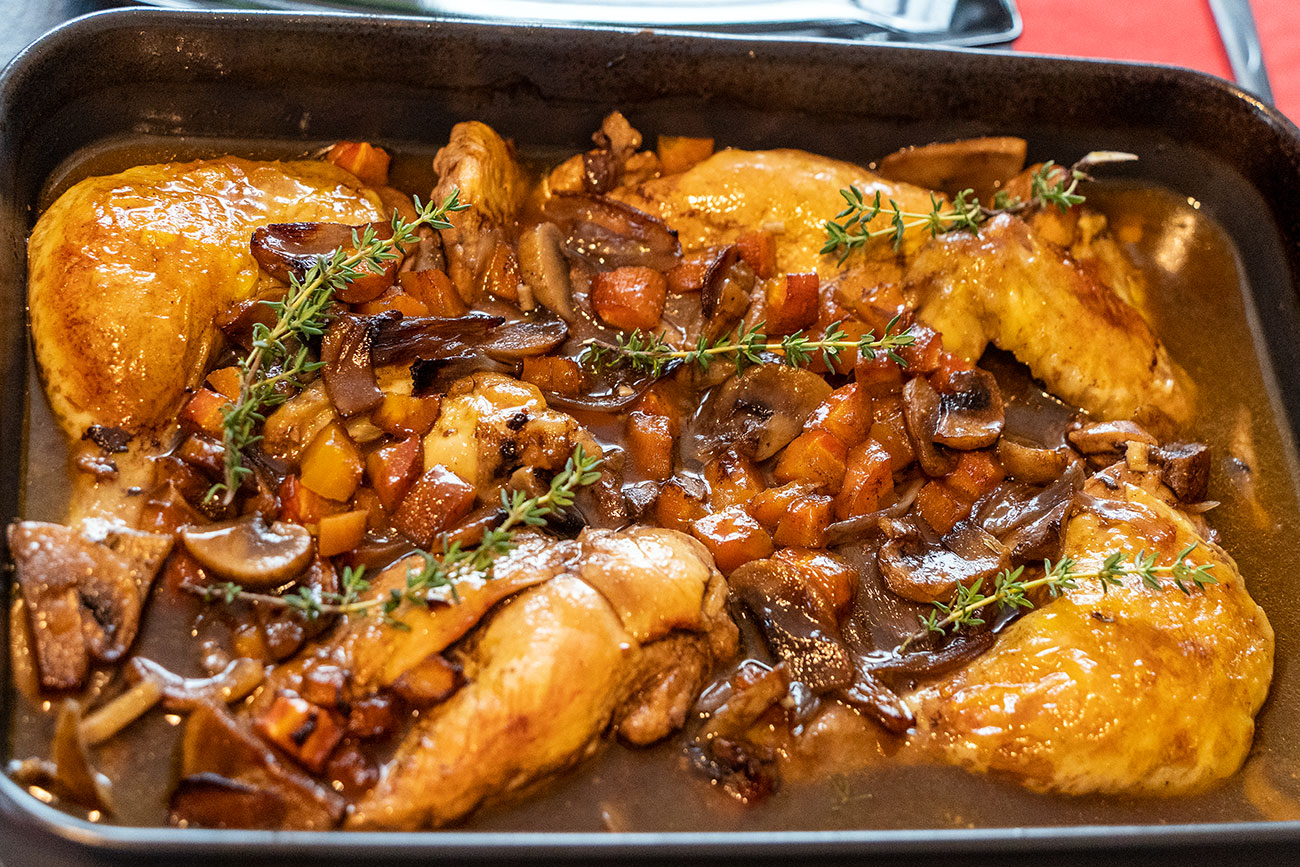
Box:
321 314 382 417
543 192 681 272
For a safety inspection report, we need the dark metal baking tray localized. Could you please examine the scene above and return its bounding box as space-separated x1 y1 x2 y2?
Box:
3 7 1300 863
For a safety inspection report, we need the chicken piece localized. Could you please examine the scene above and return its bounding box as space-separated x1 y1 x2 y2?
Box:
908 469 1274 795
904 214 1193 428
28 158 387 441
346 527 736 830
431 121 528 301
611 148 939 277
422 371 601 496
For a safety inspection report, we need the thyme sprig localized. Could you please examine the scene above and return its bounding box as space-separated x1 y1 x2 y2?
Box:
583 316 915 378
897 542 1217 653
191 445 603 623
206 189 470 506
822 151 1138 263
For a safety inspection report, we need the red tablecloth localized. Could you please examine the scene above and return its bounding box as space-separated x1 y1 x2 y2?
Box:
1015 0 1299 121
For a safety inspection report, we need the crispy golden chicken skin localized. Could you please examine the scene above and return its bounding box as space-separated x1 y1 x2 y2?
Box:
346 527 736 830
27 158 386 439
903 214 1194 427
907 470 1273 795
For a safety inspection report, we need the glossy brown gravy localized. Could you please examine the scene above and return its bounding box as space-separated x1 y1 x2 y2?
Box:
9 140 1300 831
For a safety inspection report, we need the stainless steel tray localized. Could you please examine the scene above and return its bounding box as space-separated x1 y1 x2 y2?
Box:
2 7 1300 863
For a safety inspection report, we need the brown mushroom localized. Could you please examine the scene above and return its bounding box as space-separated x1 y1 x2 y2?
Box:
181 515 314 588
1067 419 1157 455
997 436 1075 484
698 364 833 461
518 222 577 321
878 519 1010 604
1155 442 1212 502
479 313 569 362
934 368 1005 450
903 376 958 476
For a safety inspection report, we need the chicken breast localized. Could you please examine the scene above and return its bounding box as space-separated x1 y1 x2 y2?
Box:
611 147 939 274
346 527 736 830
908 469 1274 795
903 213 1194 427
28 157 386 440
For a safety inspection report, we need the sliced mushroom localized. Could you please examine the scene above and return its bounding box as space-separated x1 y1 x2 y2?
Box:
1155 442 1211 502
996 436 1075 484
877 136 1027 202
878 520 1009 604
934 368 1005 450
903 376 958 477
698 364 833 461
9 522 172 690
518 222 576 321
1067 419 1157 455
181 515 314 588
321 314 383 417
479 313 569 362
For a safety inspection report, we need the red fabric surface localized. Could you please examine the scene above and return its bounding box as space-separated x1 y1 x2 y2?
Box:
1015 0 1298 120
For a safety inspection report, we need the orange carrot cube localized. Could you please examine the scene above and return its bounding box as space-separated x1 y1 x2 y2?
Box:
591 266 668 332
205 366 243 401
626 410 675 481
855 352 905 396
631 383 683 437
181 387 229 439
773 429 848 494
520 356 591 396
300 421 364 502
692 506 775 574
353 286 429 317
703 451 764 510
834 439 895 520
372 393 441 438
915 480 970 534
772 548 857 615
746 482 812 530
657 135 715 174
256 692 344 773
765 272 819 336
772 494 833 548
735 231 777 280
325 141 391 187
278 475 336 526
655 479 709 533
807 383 872 448
398 269 468 317
365 436 423 512
317 510 369 558
944 450 1005 502
478 241 523 303
868 396 915 470
898 323 944 374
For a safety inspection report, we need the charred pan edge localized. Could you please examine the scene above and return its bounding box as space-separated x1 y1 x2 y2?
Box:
2 6 1300 859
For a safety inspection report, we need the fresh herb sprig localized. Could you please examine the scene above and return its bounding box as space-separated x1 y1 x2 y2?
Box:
897 542 1217 653
191 445 602 623
822 151 1138 263
583 316 915 378
206 189 470 506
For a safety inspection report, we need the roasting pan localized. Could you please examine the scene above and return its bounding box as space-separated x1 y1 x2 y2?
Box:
3 8 1300 864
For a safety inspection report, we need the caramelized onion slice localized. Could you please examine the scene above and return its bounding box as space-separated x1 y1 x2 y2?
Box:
369 311 504 366
251 221 396 303
321 314 382 417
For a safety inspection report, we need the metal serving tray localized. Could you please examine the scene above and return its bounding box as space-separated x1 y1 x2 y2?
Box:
2 8 1300 864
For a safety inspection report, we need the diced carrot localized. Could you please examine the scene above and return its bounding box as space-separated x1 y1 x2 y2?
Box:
735 231 777 280
349 486 387 530
392 465 476 547
898 323 943 373
834 439 894 520
300 421 364 502
278 475 336 525
391 654 462 708
944 449 1005 502
176 433 226 479
774 429 848 494
317 510 368 558
204 366 243 401
772 494 833 548
666 247 727 294
520 356 591 396
353 286 429 317
631 382 683 437
255 692 345 773
657 135 715 174
591 266 668 332
765 272 819 336
855 283 908 335
807 383 872 448
827 319 875 375
398 269 468 317
704 451 764 510
181 387 229 439
626 411 675 481
868 395 915 470
372 393 441 438
746 482 812 530
692 506 775 574
855 351 905 396
655 479 709 533
772 548 856 616
915 480 969 534
930 351 976 392
478 240 523 303
365 436 423 512
325 141 391 187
